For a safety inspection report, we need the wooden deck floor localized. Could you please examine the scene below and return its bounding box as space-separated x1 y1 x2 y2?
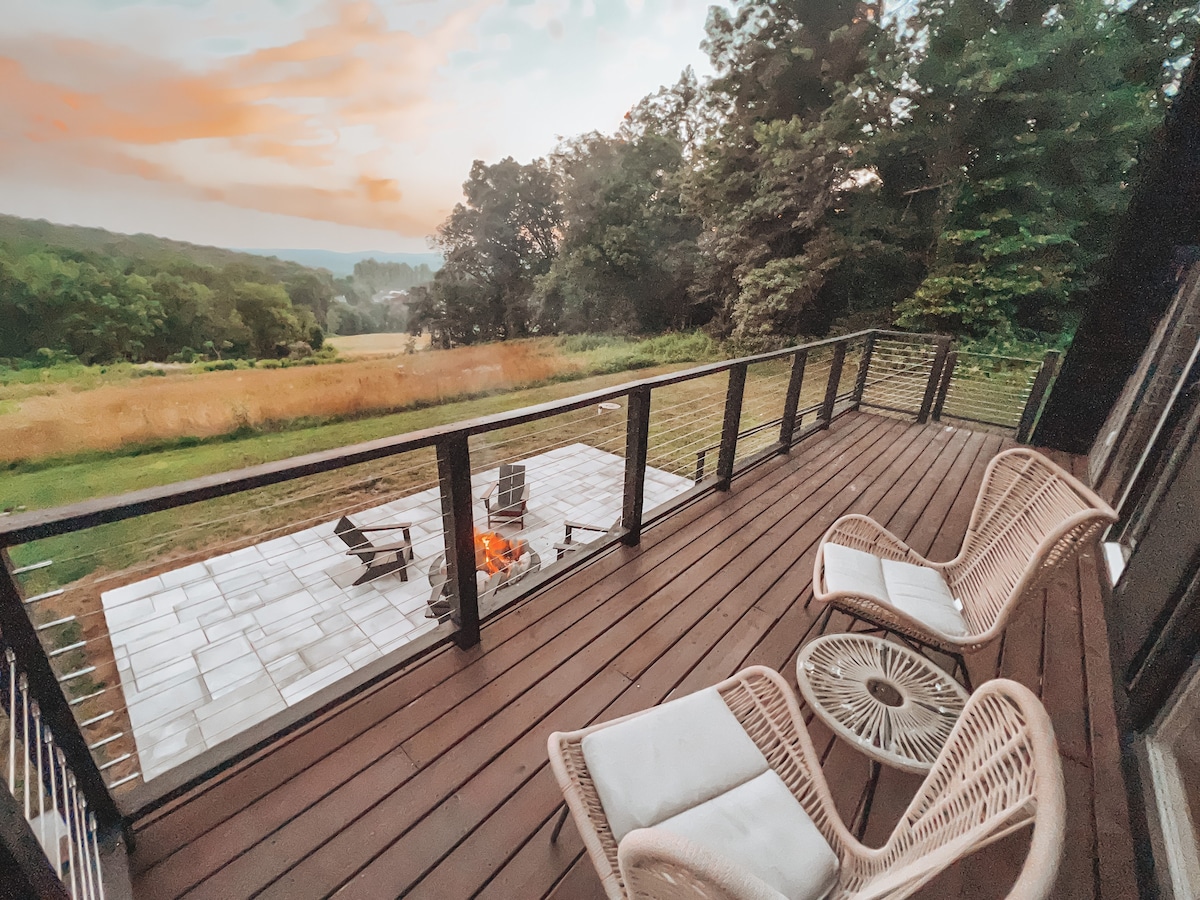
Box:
126 412 1137 900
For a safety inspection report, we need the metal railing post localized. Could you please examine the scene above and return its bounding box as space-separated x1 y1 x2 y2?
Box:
1016 350 1062 443
779 349 808 449
851 333 877 409
820 342 848 427
916 336 952 424
0 554 121 836
715 363 748 490
436 435 480 648
621 386 652 546
931 350 958 422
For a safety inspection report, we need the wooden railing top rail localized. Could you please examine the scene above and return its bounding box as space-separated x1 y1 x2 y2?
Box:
0 329 883 547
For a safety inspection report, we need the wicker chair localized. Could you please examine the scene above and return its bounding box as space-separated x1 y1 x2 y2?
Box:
548 667 1064 900
813 448 1116 680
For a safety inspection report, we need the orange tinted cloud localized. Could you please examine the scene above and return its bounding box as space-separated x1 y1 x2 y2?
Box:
0 1 487 235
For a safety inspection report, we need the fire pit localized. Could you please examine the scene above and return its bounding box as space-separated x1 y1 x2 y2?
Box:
427 529 541 619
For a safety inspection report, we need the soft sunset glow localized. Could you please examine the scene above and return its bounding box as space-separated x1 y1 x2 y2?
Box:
0 0 718 252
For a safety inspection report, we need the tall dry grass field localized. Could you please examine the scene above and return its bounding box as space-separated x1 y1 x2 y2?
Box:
0 342 577 462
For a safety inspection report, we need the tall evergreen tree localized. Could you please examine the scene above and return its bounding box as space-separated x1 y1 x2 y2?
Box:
688 0 888 346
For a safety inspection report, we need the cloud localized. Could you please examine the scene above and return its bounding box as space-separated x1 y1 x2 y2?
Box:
0 1 489 236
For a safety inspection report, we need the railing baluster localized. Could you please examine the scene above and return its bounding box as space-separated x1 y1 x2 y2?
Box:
779 349 808 449
917 336 952 424
0 555 120 839
59 751 76 900
852 333 877 409
621 386 652 546
820 342 848 427
715 363 748 490
436 434 481 649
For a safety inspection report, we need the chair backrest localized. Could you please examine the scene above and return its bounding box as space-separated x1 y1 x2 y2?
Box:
947 449 1115 637
334 516 371 554
852 679 1065 900
498 463 526 508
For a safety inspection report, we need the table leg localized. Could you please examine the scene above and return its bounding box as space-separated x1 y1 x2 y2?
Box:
855 761 882 842
550 802 570 844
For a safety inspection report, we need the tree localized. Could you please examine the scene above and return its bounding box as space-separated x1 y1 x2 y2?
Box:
433 157 562 341
881 0 1197 335
286 272 335 322
687 0 889 346
534 129 703 334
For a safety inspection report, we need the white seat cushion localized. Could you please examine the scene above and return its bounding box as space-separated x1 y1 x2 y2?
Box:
652 770 840 900
824 543 968 637
582 687 769 842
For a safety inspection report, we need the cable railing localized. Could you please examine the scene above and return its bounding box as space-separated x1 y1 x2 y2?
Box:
0 327 1057 887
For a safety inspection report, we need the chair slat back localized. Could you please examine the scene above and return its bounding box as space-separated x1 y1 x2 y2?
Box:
334 515 372 556
853 680 1064 900
498 463 526 508
947 450 1113 634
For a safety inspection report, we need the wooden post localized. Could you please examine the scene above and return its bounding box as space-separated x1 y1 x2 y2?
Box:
436 435 480 648
0 554 121 839
622 386 651 546
851 333 877 410
694 450 706 484
916 336 951 424
819 342 848 428
1016 350 1062 443
779 349 808 449
931 350 958 422
715 363 748 490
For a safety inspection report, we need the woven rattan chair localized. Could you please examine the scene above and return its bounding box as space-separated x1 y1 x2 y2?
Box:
548 667 1064 900
813 447 1116 683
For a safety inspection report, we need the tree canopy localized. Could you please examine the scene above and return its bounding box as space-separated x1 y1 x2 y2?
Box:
0 218 432 364
412 0 1198 348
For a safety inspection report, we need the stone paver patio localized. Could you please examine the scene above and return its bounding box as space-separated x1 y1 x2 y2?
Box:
100 444 693 781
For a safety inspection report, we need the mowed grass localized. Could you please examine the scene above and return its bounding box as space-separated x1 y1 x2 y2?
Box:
325 332 432 357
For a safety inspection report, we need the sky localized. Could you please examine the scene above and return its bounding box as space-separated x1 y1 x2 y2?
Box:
0 0 722 253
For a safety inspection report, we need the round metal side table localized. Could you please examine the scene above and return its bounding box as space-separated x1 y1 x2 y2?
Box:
796 633 969 837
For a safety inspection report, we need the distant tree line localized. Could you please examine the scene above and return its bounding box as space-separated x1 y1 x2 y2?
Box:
411 0 1198 349
0 240 433 364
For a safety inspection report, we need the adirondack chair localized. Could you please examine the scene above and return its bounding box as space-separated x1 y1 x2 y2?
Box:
555 520 620 560
334 516 414 586
483 463 529 529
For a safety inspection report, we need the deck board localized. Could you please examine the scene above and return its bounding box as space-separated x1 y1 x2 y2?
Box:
127 412 1132 900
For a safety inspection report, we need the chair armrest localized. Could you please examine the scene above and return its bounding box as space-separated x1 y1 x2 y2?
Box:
360 537 411 554
565 521 609 541
822 515 923 563
481 480 499 509
355 523 413 532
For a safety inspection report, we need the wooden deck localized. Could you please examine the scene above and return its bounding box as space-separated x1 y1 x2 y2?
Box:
126 412 1137 900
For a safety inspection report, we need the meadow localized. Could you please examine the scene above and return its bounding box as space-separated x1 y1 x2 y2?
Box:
0 333 718 466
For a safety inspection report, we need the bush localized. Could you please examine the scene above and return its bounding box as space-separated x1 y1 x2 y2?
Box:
204 360 238 371
559 333 627 353
257 359 283 369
